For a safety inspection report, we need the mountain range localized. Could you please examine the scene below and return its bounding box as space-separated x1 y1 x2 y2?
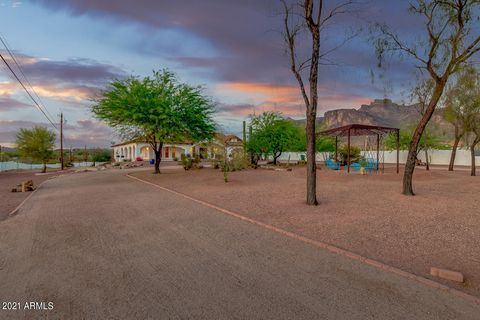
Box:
292 99 453 138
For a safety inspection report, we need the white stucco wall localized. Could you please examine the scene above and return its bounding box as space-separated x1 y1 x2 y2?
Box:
381 149 478 166
276 149 479 166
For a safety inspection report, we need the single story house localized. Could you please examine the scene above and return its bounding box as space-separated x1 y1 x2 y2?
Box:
112 133 243 162
112 139 196 162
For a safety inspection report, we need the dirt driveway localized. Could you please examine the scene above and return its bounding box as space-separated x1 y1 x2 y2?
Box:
0 170 479 319
132 165 480 297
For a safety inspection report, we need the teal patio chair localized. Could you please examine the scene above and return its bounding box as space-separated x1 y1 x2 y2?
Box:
325 159 341 170
345 162 361 172
364 158 378 173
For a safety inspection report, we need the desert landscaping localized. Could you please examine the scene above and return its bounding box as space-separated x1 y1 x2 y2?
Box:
131 164 480 297
3 1 480 317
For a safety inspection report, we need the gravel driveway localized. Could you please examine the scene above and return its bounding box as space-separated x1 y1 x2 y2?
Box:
0 170 478 319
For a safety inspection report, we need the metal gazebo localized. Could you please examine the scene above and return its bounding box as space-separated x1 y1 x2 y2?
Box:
318 124 400 174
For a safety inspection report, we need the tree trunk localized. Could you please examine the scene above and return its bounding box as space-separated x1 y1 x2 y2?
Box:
471 138 479 177
154 150 161 174
424 148 429 171
449 135 461 171
306 113 318 205
42 162 47 173
273 152 281 165
403 81 445 195
154 142 163 174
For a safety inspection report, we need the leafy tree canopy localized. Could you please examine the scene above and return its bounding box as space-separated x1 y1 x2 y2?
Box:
92 70 216 173
385 126 448 152
247 112 304 164
16 126 56 173
444 66 480 129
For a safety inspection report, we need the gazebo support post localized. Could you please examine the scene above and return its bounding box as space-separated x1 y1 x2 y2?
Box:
347 129 351 173
335 136 338 162
396 129 400 174
376 134 380 172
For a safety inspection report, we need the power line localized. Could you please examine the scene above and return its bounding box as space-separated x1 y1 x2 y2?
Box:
0 51 58 131
0 35 57 122
0 36 70 149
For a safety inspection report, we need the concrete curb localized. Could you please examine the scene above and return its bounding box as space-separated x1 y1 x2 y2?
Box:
126 173 480 306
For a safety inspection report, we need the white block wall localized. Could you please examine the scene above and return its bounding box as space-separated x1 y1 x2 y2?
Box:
276 149 479 166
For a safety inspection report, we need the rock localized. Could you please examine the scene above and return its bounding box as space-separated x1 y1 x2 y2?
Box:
11 180 35 192
430 267 464 283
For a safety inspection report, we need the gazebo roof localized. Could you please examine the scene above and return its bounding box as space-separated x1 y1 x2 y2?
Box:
318 124 399 137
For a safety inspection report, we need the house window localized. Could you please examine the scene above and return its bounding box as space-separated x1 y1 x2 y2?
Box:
172 147 176 158
165 147 169 158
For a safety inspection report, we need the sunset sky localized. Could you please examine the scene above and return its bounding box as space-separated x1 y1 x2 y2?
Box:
0 0 425 147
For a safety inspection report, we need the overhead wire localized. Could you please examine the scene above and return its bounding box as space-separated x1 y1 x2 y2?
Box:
0 37 58 131
0 35 57 123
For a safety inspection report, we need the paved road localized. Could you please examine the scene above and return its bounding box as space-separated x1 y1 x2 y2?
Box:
0 170 479 319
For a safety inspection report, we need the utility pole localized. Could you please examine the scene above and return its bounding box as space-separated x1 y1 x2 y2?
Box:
60 112 64 170
84 145 88 165
242 121 247 149
248 125 253 164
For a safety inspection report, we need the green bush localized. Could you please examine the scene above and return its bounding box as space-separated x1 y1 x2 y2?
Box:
181 154 193 170
338 145 363 164
92 149 112 162
230 152 249 171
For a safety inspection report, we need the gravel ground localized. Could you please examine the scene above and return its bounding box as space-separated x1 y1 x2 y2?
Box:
1 170 479 319
0 170 65 220
132 165 480 297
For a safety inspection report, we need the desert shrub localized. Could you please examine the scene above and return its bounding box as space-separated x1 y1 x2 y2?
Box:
92 149 112 162
181 154 193 170
230 151 249 171
338 145 363 164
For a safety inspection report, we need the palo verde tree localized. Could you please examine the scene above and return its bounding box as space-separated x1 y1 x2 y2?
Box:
375 0 480 195
93 70 216 174
247 112 304 165
444 66 479 171
458 68 480 176
466 113 480 176
16 126 56 173
281 0 358 205
385 126 446 163
411 78 436 170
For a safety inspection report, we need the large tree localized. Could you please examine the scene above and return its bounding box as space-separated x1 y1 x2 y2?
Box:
444 66 479 171
467 117 480 176
281 0 358 205
411 78 436 170
459 68 480 176
385 127 446 161
247 112 304 165
375 0 480 195
16 126 56 173
93 70 216 173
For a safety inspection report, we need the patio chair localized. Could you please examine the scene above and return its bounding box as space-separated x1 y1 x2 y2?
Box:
345 162 361 172
325 159 341 170
364 158 378 173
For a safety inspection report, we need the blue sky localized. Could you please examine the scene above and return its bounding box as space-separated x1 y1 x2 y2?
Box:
0 0 437 147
